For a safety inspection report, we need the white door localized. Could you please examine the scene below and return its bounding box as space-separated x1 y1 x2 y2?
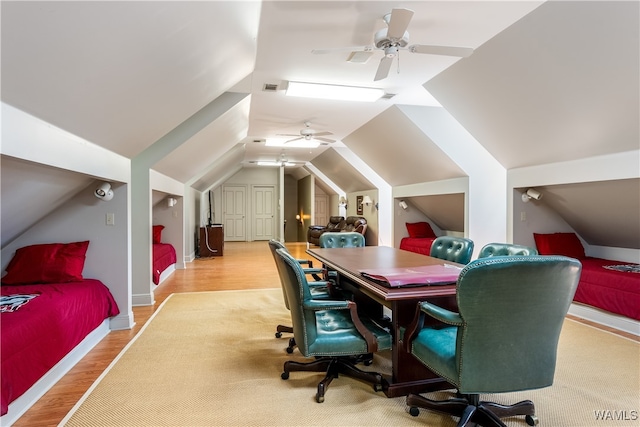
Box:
223 185 246 241
315 194 328 227
253 185 276 241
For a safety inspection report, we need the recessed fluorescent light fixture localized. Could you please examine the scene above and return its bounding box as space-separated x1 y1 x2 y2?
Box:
285 81 384 102
257 161 295 167
265 138 320 148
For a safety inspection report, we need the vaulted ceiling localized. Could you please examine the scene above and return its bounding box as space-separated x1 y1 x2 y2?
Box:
2 1 639 249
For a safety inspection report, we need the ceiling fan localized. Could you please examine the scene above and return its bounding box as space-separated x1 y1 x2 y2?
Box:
277 122 336 145
312 8 474 81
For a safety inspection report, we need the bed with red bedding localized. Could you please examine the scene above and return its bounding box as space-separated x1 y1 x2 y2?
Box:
534 232 640 321
153 243 177 285
398 221 438 256
152 225 177 285
0 240 120 419
1 280 119 417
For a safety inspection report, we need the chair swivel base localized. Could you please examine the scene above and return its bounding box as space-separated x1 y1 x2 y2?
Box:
406 392 539 427
281 356 386 403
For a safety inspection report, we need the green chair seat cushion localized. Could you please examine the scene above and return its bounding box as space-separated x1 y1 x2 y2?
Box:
309 309 392 355
411 326 459 386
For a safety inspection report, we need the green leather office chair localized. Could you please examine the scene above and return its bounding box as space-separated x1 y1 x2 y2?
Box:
403 255 582 427
275 247 392 403
478 242 538 258
429 236 474 264
319 231 365 248
268 239 333 353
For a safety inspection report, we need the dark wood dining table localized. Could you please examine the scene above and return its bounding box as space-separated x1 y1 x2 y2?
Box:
307 245 462 398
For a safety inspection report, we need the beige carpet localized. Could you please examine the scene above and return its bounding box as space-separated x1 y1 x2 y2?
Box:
61 289 639 427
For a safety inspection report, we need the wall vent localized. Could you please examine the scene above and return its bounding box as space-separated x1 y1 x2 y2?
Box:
263 83 279 92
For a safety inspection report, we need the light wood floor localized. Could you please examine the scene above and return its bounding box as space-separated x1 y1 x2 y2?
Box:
12 241 638 426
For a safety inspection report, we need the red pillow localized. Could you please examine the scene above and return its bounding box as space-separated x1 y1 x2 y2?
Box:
2 241 90 285
153 225 165 244
533 232 586 259
406 222 436 238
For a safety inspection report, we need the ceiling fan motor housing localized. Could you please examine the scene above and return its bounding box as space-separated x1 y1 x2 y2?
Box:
374 28 409 49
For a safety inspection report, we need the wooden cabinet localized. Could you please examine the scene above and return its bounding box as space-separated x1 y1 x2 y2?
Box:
199 225 223 257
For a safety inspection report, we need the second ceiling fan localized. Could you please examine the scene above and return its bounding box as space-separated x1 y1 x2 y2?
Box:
312 8 474 81
277 122 336 145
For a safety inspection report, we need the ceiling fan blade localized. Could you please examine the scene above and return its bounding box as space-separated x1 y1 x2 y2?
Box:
284 137 303 144
408 44 474 58
312 46 374 54
315 137 335 143
387 8 414 40
312 131 333 137
276 133 300 137
374 56 393 81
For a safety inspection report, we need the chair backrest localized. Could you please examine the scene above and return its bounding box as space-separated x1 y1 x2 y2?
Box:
478 242 538 258
454 255 581 393
319 231 365 248
326 216 345 231
429 236 474 264
274 248 318 354
268 239 291 309
343 216 367 235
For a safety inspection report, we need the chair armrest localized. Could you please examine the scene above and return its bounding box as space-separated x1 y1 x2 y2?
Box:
420 301 463 326
308 225 326 231
302 267 324 275
297 259 314 268
401 301 463 352
302 300 378 352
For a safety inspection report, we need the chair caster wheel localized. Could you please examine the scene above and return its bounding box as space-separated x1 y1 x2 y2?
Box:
286 347 294 354
526 415 539 426
281 372 289 380
316 393 325 403
409 407 420 417
275 332 282 338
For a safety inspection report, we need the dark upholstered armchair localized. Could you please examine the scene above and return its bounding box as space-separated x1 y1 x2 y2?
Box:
319 231 365 248
478 242 538 258
275 248 392 403
429 236 474 265
403 255 582 427
268 239 333 353
307 216 367 246
307 216 345 246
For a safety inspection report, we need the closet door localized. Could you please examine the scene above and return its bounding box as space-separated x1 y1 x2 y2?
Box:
252 185 275 241
223 185 246 241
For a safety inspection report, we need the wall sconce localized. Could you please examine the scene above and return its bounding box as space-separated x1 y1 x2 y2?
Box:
362 195 378 210
167 197 177 207
399 200 408 210
94 182 114 201
339 196 348 209
522 188 543 203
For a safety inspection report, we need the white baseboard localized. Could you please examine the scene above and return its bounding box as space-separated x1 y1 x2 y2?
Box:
132 292 154 306
568 303 640 336
0 320 110 427
109 312 135 331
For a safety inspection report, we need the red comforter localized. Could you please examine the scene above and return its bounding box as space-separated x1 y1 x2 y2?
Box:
573 257 640 320
1 279 119 415
399 237 437 256
153 243 177 285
